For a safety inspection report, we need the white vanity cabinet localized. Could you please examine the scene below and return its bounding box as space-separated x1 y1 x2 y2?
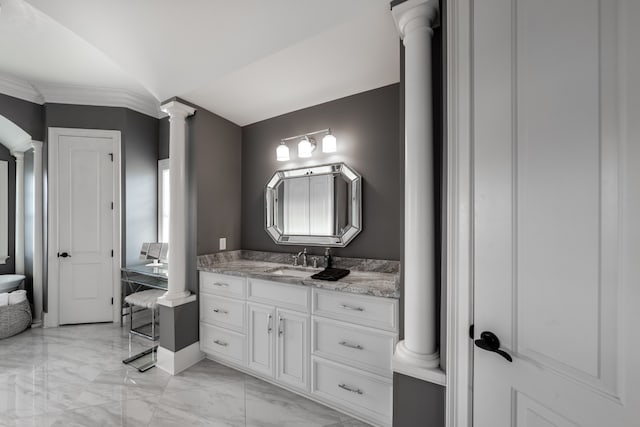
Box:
199 271 398 427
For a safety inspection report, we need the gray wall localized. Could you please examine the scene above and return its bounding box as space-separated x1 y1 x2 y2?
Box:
44 103 159 267
241 84 401 261
393 373 445 426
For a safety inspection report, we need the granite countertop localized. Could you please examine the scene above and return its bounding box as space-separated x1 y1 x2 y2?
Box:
197 250 400 299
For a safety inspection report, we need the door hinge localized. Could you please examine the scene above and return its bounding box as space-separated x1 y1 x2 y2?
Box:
111 202 114 210
111 249 114 257
469 324 475 339
111 297 114 305
108 153 113 162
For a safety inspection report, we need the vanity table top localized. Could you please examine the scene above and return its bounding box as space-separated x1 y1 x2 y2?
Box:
197 250 400 299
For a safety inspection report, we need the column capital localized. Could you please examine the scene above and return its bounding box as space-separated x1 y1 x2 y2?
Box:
161 100 196 120
11 150 24 160
31 140 44 151
392 0 439 40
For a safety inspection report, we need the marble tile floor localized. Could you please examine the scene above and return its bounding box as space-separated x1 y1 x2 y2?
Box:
0 323 371 427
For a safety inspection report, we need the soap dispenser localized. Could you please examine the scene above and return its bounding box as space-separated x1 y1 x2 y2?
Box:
324 248 332 269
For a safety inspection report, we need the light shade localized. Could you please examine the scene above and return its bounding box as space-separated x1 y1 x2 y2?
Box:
298 137 314 158
322 132 337 153
276 142 289 161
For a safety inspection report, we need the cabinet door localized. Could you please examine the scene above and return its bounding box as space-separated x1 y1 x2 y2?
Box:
276 308 309 391
248 303 275 377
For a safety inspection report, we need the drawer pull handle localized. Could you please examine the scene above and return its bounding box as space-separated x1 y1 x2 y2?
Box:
339 304 364 312
213 282 229 287
339 341 363 350
213 308 228 314
267 314 273 333
278 317 284 337
338 383 363 395
213 339 228 347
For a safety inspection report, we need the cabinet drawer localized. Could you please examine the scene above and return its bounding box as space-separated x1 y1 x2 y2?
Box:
200 323 246 365
312 289 398 332
200 272 246 298
312 358 392 423
200 294 246 332
312 318 396 377
248 279 310 312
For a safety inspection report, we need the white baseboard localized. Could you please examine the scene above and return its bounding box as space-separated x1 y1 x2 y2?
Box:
156 341 204 375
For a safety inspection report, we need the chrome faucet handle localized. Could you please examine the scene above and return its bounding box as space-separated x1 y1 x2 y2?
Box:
311 257 319 268
292 255 299 266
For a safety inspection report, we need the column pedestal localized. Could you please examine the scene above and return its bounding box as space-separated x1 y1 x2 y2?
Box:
391 0 443 384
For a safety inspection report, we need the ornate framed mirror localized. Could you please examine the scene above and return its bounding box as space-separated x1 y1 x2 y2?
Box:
265 162 362 247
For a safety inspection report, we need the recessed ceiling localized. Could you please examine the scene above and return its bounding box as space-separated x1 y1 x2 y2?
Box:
0 0 399 125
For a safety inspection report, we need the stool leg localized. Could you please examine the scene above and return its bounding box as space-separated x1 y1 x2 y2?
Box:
128 302 133 356
151 306 156 362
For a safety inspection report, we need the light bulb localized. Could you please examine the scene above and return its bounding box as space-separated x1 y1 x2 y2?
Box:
322 132 337 153
276 142 289 161
298 137 313 158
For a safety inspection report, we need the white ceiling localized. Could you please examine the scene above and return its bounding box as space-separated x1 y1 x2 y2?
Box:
0 0 400 125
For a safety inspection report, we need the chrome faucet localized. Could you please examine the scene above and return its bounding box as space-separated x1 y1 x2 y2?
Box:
293 248 308 267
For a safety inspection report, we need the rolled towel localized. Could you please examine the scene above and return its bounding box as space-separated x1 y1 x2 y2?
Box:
0 292 8 306
8 290 27 305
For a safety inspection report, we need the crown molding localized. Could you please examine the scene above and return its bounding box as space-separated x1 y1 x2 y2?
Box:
37 82 163 119
0 72 164 118
0 74 45 105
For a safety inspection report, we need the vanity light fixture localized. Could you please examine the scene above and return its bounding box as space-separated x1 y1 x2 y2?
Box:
275 128 337 161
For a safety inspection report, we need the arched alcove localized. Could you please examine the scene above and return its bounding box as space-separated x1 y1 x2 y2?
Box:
0 113 44 325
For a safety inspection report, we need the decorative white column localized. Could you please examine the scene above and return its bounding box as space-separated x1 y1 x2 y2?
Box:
11 151 24 275
392 0 443 382
158 100 196 307
31 141 44 325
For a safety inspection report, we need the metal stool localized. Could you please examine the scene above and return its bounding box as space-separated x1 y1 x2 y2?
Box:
122 289 164 372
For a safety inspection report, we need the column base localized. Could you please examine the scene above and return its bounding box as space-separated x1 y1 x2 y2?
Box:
156 341 204 375
393 340 445 385
157 291 196 307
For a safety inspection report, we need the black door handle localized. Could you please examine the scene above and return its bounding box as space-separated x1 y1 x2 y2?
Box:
57 252 71 258
474 331 512 362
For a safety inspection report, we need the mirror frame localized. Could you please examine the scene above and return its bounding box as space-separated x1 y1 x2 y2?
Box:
265 162 362 247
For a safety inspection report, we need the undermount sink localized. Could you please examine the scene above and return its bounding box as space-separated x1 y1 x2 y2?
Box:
267 267 321 278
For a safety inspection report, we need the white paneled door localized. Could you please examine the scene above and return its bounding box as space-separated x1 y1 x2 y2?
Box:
55 130 116 325
473 0 639 426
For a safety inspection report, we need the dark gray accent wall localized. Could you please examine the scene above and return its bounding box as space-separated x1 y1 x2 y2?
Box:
0 144 16 276
158 117 169 160
393 373 445 426
123 109 160 267
190 108 242 257
0 94 45 141
44 103 159 267
241 84 401 261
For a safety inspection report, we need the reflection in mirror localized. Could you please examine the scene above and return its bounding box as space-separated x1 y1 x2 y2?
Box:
0 160 7 263
265 163 361 247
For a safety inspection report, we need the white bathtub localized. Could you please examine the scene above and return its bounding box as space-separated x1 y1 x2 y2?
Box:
0 274 25 293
